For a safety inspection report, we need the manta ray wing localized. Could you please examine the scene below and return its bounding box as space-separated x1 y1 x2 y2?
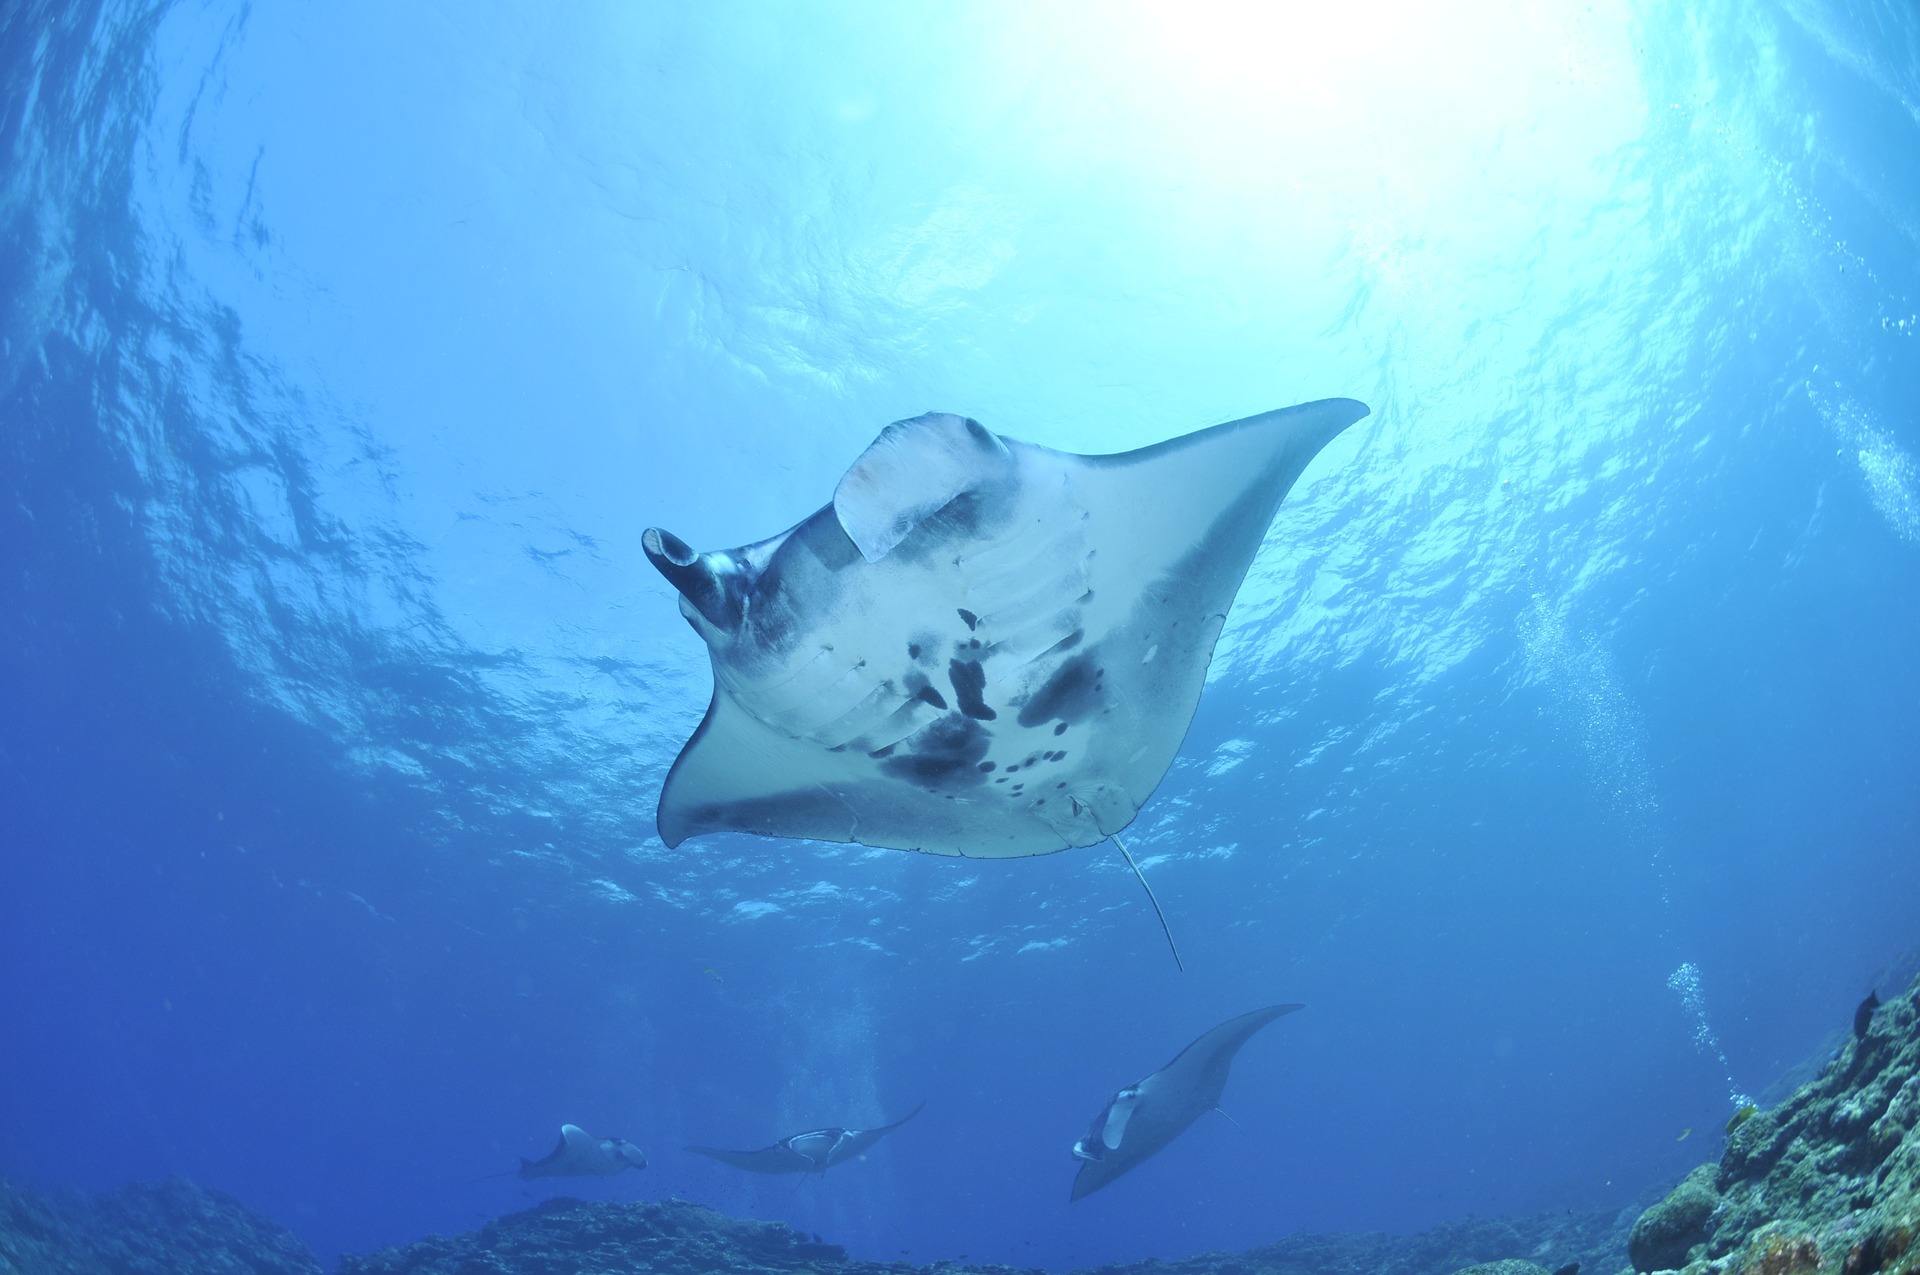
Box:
650 400 1367 857
684 1142 814 1175
520 1124 608 1178
826 1101 926 1166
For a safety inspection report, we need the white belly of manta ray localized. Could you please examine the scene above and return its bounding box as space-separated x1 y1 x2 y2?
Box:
644 399 1367 885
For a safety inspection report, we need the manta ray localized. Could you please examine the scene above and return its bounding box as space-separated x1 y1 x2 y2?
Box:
1070 1004 1302 1200
645 399 1366 873
515 1124 648 1178
686 1103 924 1175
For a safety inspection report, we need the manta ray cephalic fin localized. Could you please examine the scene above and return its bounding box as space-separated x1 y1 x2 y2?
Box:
833 412 1014 562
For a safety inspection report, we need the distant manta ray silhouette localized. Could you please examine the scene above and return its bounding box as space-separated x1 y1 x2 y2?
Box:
469 1124 648 1183
686 1103 925 1175
647 400 1368 962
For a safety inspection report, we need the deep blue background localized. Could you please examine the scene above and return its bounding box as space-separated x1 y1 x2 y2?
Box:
3 1 1917 1269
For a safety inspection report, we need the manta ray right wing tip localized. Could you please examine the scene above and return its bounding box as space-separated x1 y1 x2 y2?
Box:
1278 395 1371 435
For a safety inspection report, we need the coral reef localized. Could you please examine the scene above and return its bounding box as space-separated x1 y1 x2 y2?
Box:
1628 971 1920 1274
0 1176 321 1274
333 1197 1619 1275
0 1164 1620 1274
1630 1166 1723 1271
1082 1208 1622 1275
335 1197 948 1275
0 1174 1620 1275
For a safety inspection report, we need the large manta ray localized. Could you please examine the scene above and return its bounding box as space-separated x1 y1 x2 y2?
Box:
645 399 1367 859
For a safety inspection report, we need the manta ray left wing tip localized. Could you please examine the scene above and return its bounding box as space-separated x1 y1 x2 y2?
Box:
655 693 726 849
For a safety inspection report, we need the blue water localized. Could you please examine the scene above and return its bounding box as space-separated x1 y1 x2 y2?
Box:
2 1 1917 1269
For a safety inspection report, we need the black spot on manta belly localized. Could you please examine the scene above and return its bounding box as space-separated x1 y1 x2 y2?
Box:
957 608 980 631
947 658 996 721
905 670 948 711
1017 652 1105 728
879 714 991 789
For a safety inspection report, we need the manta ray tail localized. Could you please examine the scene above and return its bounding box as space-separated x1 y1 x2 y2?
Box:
874 1101 927 1133
1113 834 1183 972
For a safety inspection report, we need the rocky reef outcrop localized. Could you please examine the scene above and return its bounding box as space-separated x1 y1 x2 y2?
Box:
335 1197 1619 1275
0 1174 1619 1275
336 1196 963 1275
1080 1208 1619 1275
0 1176 322 1274
1627 974 1920 1274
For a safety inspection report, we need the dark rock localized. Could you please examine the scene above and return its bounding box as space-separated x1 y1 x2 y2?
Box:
1628 1163 1719 1272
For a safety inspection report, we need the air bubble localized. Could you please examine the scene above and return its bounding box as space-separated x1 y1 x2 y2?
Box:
1667 962 1753 1110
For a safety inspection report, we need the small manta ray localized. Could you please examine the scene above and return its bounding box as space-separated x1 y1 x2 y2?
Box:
1070 1004 1302 1201
686 1102 925 1175
517 1124 648 1179
646 401 1367 962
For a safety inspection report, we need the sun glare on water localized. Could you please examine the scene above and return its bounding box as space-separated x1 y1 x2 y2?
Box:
996 1 1649 259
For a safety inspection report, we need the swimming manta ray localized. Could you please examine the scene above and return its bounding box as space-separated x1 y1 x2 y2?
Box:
645 399 1367 866
1070 1004 1302 1201
516 1124 648 1179
686 1103 925 1175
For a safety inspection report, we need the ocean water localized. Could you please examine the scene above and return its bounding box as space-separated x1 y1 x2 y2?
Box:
1 0 1917 1269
